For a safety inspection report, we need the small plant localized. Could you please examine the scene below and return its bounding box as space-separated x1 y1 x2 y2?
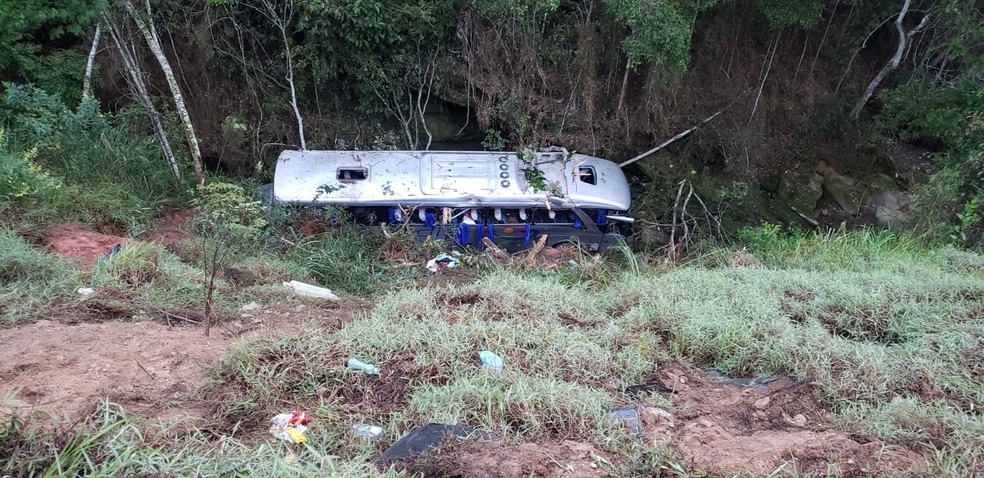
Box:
193 181 267 336
517 143 563 196
951 198 980 247
481 129 506 151
0 129 62 204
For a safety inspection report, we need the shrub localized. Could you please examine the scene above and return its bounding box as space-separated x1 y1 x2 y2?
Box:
0 132 62 204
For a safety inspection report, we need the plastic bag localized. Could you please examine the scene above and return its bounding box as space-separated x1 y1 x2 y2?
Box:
270 410 312 444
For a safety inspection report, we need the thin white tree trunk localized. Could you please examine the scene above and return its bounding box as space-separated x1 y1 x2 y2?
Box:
749 33 779 124
851 0 929 118
616 58 630 113
619 109 725 168
106 17 181 179
124 0 204 184
82 22 102 102
415 50 438 151
280 27 306 150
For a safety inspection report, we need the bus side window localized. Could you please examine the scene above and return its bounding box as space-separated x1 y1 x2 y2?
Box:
458 208 483 225
498 209 522 224
581 209 608 225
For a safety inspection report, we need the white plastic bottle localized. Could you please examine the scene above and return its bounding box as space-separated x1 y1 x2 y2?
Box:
283 280 339 300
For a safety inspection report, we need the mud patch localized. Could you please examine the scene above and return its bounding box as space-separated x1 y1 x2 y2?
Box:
142 208 195 249
435 290 483 307
400 439 609 478
1 298 371 422
0 319 227 420
651 363 923 476
43 223 129 268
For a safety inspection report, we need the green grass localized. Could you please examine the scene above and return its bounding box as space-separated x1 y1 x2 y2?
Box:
203 230 984 475
3 229 983 475
0 400 400 477
0 229 296 327
293 226 422 296
0 229 77 325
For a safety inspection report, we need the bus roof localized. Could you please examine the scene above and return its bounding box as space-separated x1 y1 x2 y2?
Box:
272 150 631 211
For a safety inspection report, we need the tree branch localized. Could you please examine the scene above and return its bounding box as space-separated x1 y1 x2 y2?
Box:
851 0 929 118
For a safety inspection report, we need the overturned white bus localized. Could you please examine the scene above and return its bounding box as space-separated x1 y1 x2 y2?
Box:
270 149 633 252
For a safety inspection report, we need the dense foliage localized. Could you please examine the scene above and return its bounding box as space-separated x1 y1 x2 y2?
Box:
0 0 980 245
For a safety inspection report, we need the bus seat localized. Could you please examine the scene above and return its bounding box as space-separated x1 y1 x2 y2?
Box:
462 208 480 225
548 210 556 220
494 208 503 222
519 209 527 222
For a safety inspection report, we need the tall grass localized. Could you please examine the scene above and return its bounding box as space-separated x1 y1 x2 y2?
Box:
1 104 192 235
0 229 76 325
0 401 399 477
294 226 420 296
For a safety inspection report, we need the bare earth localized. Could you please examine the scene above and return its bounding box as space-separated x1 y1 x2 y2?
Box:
0 319 225 420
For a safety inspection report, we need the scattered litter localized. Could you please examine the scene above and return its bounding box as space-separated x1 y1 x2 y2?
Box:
568 259 579 268
623 380 673 399
270 410 312 444
283 280 340 300
379 423 492 461
346 357 380 375
76 287 95 296
426 253 460 273
353 424 385 439
240 301 261 312
478 350 504 374
608 406 641 434
102 244 122 261
705 369 790 391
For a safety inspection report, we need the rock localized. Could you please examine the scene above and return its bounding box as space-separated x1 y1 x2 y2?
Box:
641 407 676 428
821 166 868 214
759 173 780 193
781 411 808 427
773 171 823 227
753 396 771 410
871 191 910 226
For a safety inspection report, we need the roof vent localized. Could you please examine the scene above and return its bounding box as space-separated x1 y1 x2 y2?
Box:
337 167 367 180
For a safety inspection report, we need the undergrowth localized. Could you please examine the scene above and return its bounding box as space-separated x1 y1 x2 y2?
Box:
0 400 397 477
203 229 983 475
3 229 983 476
294 225 422 296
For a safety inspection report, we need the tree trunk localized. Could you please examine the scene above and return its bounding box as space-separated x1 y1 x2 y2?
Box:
851 0 929 118
106 16 181 179
124 0 205 185
616 58 630 113
749 33 779 123
82 22 102 102
281 28 306 150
